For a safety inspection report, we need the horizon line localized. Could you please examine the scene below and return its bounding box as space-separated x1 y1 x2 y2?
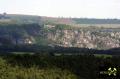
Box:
1 13 120 19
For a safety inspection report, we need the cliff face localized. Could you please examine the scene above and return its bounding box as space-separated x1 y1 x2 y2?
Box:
1 14 120 50
46 28 120 49
1 23 120 50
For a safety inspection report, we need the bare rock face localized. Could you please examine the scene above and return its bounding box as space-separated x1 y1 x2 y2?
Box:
46 28 120 49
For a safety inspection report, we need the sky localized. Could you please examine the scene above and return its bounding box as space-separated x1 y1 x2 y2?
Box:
0 0 120 18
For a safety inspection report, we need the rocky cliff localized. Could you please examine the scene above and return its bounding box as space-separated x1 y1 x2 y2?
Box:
1 14 120 50
45 27 120 50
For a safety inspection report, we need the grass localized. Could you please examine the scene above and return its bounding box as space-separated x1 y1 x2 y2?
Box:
94 54 112 58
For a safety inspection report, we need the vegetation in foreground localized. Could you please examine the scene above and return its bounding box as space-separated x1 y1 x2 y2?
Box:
0 54 77 79
0 54 120 79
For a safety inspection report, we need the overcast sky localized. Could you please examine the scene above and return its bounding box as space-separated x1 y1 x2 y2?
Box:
0 0 120 18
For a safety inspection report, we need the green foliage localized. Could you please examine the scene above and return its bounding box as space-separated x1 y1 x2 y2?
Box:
35 37 50 45
55 24 72 30
0 54 120 79
7 14 41 24
94 54 112 58
0 23 43 45
0 56 77 79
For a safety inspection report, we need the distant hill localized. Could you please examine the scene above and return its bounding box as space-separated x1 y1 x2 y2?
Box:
1 13 120 24
73 18 120 24
0 13 42 24
41 16 120 24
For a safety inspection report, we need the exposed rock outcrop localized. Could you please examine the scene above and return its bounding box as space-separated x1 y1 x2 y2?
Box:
46 28 120 49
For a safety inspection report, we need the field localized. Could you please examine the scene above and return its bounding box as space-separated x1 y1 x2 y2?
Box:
94 54 112 58
68 24 120 29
